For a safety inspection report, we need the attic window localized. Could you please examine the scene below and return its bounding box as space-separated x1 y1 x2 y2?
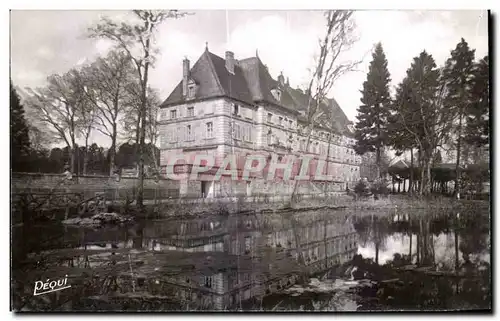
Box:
187 80 197 100
233 104 239 116
271 89 282 101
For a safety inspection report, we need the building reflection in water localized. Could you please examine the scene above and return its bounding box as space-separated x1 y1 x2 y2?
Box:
54 209 359 310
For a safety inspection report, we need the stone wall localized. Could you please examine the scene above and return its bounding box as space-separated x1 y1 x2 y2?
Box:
11 172 180 200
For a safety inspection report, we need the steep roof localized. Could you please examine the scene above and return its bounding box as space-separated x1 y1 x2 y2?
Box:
160 50 254 107
160 49 352 133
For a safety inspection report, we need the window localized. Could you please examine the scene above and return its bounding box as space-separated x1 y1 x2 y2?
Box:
204 276 212 288
187 84 196 99
169 128 179 143
233 123 241 140
244 236 251 254
278 117 283 126
206 122 213 138
243 126 252 142
186 125 192 141
271 89 281 101
176 127 181 142
267 130 273 146
170 110 177 119
233 104 239 116
187 106 194 117
267 113 273 123
289 120 293 128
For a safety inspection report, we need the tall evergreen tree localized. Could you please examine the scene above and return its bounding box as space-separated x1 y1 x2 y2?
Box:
465 55 489 149
393 51 448 195
10 81 31 171
441 38 476 195
390 77 421 194
354 42 392 179
408 51 444 195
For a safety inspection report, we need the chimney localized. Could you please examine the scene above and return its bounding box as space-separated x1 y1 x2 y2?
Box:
225 51 235 74
182 57 190 97
278 72 285 87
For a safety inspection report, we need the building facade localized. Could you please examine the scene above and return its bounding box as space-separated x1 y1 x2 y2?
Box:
158 48 361 198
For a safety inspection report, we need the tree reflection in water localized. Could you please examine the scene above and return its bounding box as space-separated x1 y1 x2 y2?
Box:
350 207 490 311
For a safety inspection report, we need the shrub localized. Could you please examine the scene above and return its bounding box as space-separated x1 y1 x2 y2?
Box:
354 180 371 198
370 179 390 198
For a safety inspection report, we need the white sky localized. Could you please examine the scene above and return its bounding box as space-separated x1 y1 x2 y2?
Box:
10 10 489 147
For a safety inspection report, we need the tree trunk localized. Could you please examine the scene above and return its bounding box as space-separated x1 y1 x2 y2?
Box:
323 215 328 270
136 21 152 208
375 241 379 265
416 231 420 265
70 141 76 175
454 112 463 196
398 181 401 193
403 179 406 193
83 140 89 176
324 132 333 193
375 145 381 179
409 148 414 196
135 113 141 145
424 156 432 195
290 123 314 207
419 161 425 196
409 233 412 263
454 225 459 271
109 143 116 177
109 124 117 176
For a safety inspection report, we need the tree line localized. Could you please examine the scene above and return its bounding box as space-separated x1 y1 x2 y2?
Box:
11 77 159 175
354 39 489 196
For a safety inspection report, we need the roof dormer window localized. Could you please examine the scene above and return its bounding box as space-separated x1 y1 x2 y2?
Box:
187 79 197 100
271 88 282 102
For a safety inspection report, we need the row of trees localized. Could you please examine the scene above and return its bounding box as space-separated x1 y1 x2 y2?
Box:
354 39 489 196
22 48 161 177
14 10 189 207
11 140 159 176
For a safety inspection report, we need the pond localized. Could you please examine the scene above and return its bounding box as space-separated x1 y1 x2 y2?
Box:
11 204 491 312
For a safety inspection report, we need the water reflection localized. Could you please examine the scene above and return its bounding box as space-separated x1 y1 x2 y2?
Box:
11 206 490 311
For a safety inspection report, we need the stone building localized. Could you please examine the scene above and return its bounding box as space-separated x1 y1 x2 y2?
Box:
158 48 361 198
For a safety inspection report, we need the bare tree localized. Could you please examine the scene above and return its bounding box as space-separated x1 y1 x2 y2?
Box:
144 88 162 173
88 10 191 207
290 10 362 206
25 69 87 174
282 10 362 285
81 50 135 175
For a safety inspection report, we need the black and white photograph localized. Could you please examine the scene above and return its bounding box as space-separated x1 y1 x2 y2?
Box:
9 7 491 312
